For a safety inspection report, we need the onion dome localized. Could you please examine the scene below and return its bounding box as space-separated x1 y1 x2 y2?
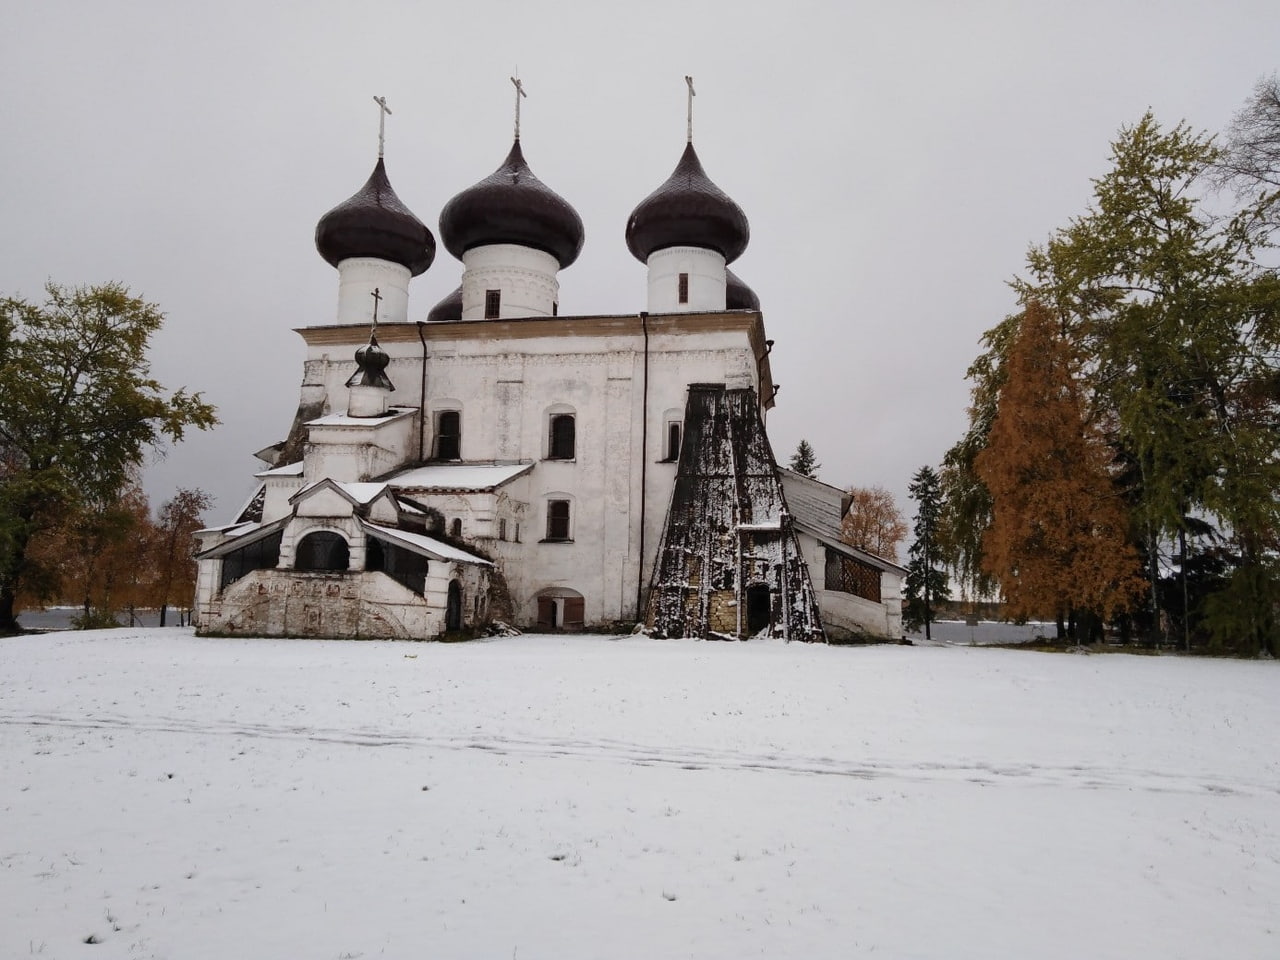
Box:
439 140 584 268
316 159 435 276
345 332 394 391
725 269 760 311
626 142 749 264
426 285 463 323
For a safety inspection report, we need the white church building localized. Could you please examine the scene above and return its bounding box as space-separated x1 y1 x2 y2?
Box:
194 89 904 642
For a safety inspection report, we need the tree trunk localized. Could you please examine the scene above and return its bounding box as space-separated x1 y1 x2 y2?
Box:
159 603 168 627
0 583 19 634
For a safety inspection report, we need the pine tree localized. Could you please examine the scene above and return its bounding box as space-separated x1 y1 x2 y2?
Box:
904 465 949 639
974 302 1145 639
788 439 820 478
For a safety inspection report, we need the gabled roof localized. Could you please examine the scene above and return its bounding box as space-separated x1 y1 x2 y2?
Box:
195 516 289 560
779 467 907 576
361 522 492 567
289 478 395 509
387 461 533 492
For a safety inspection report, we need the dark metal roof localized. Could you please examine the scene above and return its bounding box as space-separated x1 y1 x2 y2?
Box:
315 158 435 276
344 332 395 390
439 139 584 268
625 142 749 264
725 268 760 310
426 285 463 323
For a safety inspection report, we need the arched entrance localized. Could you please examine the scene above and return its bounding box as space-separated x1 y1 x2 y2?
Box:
535 588 585 632
446 580 463 632
745 584 772 636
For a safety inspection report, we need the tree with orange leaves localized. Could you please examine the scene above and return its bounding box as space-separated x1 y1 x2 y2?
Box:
975 302 1145 640
841 486 907 563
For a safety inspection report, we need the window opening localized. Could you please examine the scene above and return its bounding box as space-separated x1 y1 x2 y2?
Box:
499 519 507 541
548 414 576 460
546 500 571 541
665 421 682 461
435 410 461 460
295 531 349 572
678 272 689 304
219 531 282 592
367 537 428 595
484 289 501 319
450 518 463 538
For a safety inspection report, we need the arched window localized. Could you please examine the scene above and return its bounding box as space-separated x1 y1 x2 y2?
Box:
450 518 463 538
545 499 572 541
548 414 575 460
295 531 349 572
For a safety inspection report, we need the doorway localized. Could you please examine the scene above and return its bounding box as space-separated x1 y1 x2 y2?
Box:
745 584 772 636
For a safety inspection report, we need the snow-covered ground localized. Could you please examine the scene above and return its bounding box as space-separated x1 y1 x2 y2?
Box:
2 629 1277 959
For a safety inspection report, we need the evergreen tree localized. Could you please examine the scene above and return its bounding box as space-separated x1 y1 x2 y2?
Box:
904 465 950 639
788 439 821 478
974 302 1145 639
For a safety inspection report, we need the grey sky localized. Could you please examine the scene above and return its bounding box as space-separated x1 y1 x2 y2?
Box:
3 0 1277 522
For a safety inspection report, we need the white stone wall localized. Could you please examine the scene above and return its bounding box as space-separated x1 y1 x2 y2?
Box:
646 246 727 313
460 244 560 319
335 258 411 325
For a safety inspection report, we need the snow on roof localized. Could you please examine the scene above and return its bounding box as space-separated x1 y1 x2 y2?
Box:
306 407 416 428
361 522 492 566
336 482 389 505
388 462 533 491
738 520 783 531
255 461 304 478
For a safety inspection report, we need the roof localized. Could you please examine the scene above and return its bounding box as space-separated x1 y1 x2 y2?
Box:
314 157 435 276
388 461 533 492
255 461 304 478
290 478 393 508
195 516 289 560
779 468 907 575
361 522 492 566
626 141 750 264
439 139 584 268
306 407 416 428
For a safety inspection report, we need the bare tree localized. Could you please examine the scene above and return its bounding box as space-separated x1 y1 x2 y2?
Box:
155 488 213 626
1217 73 1280 230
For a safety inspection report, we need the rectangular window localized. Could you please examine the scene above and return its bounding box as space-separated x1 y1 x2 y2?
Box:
546 500 571 541
677 273 689 304
434 410 461 460
499 519 507 541
485 289 501 319
548 414 575 460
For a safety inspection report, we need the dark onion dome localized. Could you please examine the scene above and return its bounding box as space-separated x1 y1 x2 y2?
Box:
426 285 463 323
316 158 435 276
439 139 584 268
725 268 760 311
345 332 394 390
626 142 749 264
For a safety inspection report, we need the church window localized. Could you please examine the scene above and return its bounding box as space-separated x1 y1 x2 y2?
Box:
499 519 507 541
548 414 576 460
295 531 349 572
678 273 689 304
434 410 461 460
665 421 682 461
485 289 501 319
545 499 572 542
514 523 521 543
450 518 463 538
218 530 282 592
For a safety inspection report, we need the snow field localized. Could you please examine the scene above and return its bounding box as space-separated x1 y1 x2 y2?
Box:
2 629 1278 958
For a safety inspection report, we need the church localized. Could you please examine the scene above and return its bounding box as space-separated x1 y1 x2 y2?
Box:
193 85 904 642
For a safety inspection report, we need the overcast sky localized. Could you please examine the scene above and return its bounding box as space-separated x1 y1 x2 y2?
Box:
3 0 1277 522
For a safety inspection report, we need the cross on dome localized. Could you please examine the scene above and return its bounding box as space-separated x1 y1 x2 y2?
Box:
511 74 527 141
373 95 392 158
685 75 696 143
